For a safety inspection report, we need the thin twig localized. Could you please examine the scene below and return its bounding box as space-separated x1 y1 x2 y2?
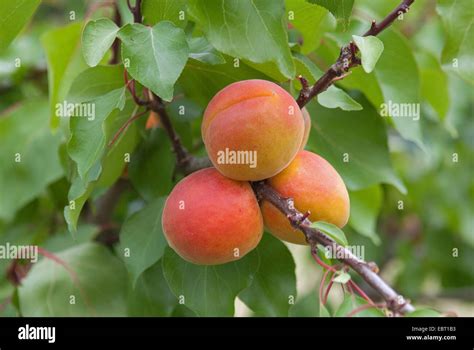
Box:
127 0 142 23
123 70 149 106
148 92 212 174
108 109 148 147
109 0 121 64
296 0 416 107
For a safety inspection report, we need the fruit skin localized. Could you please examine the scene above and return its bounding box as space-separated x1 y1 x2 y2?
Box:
162 168 263 265
299 107 311 150
146 111 160 129
202 79 304 181
261 151 350 245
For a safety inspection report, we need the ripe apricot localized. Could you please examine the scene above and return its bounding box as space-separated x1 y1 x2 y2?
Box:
162 168 263 265
299 107 311 150
201 79 304 181
261 151 350 245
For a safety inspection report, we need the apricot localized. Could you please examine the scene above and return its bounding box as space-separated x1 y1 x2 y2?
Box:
261 151 350 245
145 111 160 129
201 79 304 181
162 168 263 265
299 107 311 150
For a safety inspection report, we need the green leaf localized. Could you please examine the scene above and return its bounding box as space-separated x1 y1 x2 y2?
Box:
308 0 354 30
172 304 197 317
318 28 423 146
41 22 88 129
239 234 296 316
64 99 138 233
0 214 47 289
64 164 100 234
318 86 363 111
408 308 442 317
0 0 41 52
338 65 384 109
162 247 259 316
316 244 336 266
0 301 18 317
334 295 385 317
129 129 175 201
0 99 63 221
178 55 268 106
142 0 188 27
119 197 168 285
127 260 176 316
375 29 423 147
42 225 99 253
188 0 295 79
188 36 226 65
349 186 382 245
95 101 140 189
310 221 348 246
68 88 127 179
67 65 125 104
293 53 362 111
117 0 134 24
416 50 449 120
65 66 129 182
285 0 328 54
306 97 406 193
82 18 120 67
289 292 319 317
437 0 474 84
166 98 204 123
333 271 351 284
18 243 128 316
242 59 289 82
118 22 189 101
352 35 384 73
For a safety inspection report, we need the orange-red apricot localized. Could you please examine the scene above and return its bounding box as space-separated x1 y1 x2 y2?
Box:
261 151 350 245
201 79 304 181
162 168 263 265
299 107 311 150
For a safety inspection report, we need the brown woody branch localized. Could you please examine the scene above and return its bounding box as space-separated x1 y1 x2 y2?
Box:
296 0 415 107
252 181 415 315
147 92 212 175
127 0 143 23
109 0 122 64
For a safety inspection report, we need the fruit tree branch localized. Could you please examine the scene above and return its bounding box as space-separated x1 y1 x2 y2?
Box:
127 0 142 23
252 181 415 315
148 92 212 175
296 0 415 107
109 0 121 64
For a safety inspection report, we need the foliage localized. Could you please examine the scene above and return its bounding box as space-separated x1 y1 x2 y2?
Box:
0 0 472 317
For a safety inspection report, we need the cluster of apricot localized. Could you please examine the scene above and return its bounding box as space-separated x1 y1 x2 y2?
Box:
162 80 350 265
